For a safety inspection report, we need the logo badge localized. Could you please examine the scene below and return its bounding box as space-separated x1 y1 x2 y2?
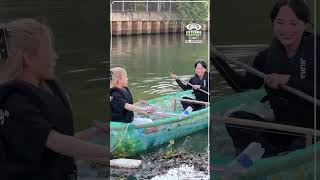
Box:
185 23 203 44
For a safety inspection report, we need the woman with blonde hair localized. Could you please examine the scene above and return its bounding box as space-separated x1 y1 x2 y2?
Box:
0 18 108 179
110 67 155 125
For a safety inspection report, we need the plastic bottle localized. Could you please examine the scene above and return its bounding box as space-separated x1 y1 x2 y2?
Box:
180 106 193 118
224 142 265 178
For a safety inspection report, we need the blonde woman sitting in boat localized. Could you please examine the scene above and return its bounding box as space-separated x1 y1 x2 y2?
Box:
0 19 108 179
170 59 209 111
110 67 156 125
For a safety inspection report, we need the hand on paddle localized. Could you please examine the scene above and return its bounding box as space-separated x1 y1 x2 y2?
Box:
191 84 201 90
264 73 290 89
170 73 204 92
170 73 177 80
145 106 156 114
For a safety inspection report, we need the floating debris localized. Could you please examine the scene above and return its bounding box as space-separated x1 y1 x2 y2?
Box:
110 151 208 179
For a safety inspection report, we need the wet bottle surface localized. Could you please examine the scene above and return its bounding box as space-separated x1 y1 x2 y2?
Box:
180 106 193 118
224 142 265 179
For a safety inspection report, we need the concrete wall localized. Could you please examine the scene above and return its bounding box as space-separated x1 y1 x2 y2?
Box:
112 12 183 22
111 12 208 36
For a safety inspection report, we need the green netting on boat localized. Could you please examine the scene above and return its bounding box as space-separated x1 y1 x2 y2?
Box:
212 142 320 180
212 89 266 115
110 90 209 157
211 89 319 179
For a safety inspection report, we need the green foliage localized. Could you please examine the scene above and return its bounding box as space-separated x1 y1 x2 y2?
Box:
175 1 209 22
164 139 176 159
164 136 192 159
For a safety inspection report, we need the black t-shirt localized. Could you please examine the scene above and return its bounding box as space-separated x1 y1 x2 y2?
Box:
110 87 134 123
0 80 76 180
176 72 209 102
213 32 319 128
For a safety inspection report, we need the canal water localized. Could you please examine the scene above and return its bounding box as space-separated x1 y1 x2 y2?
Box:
111 32 209 152
110 33 209 178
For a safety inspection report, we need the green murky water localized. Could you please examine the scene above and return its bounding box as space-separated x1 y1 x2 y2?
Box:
111 33 209 154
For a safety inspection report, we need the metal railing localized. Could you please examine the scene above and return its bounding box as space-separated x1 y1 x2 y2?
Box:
111 0 178 12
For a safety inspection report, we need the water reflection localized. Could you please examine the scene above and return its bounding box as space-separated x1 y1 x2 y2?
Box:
111 33 209 101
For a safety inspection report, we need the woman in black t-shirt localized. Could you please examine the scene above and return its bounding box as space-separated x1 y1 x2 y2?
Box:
170 59 209 111
213 0 319 156
110 67 155 125
0 19 108 180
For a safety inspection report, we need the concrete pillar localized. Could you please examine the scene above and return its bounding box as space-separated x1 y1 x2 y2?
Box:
176 21 181 32
147 21 152 34
116 21 122 36
137 21 143 35
127 21 133 35
142 21 147 34
164 21 169 34
160 21 165 33
132 21 138 35
181 21 186 33
156 21 161 33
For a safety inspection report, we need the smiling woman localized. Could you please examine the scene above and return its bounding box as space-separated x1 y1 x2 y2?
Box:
170 59 209 111
213 0 319 157
271 0 311 58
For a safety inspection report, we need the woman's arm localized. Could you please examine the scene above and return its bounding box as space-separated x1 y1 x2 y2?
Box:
170 73 191 91
46 130 108 161
176 79 191 91
124 103 155 114
74 127 105 141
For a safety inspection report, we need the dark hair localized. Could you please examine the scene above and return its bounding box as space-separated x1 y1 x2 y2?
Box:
270 0 310 24
194 59 207 69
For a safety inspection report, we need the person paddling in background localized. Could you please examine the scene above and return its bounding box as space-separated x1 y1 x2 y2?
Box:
170 59 209 111
214 0 319 156
0 19 108 179
110 67 156 125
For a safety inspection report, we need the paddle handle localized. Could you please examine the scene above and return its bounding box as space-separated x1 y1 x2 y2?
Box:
154 112 178 117
135 100 177 117
173 98 209 106
213 48 320 106
176 78 210 95
214 115 320 147
219 116 320 137
138 100 160 110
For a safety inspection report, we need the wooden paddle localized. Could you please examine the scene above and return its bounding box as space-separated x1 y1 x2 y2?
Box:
213 115 320 146
176 78 210 95
212 48 320 106
172 98 209 106
135 100 177 117
138 100 160 110
136 107 178 117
